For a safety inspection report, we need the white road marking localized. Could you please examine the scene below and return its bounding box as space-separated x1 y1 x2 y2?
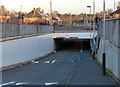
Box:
34 61 39 64
51 60 56 64
0 81 15 86
31 61 39 64
16 82 28 85
44 61 50 64
45 82 58 85
54 51 56 53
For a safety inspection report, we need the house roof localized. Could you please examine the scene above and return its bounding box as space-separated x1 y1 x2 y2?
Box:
52 17 58 20
111 9 120 15
72 20 85 23
24 10 42 18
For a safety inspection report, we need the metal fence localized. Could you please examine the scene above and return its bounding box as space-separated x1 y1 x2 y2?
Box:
0 23 96 38
0 23 54 38
53 24 91 33
98 19 120 47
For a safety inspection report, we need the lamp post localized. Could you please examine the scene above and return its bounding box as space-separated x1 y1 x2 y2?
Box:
87 6 92 53
50 0 53 25
102 0 106 75
114 0 116 18
87 6 91 33
93 0 96 59
93 0 95 25
20 5 23 24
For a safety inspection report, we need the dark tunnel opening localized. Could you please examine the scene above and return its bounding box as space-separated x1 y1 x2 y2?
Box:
54 38 90 51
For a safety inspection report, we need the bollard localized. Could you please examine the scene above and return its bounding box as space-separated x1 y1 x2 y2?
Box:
93 51 95 60
80 50 83 60
102 53 106 75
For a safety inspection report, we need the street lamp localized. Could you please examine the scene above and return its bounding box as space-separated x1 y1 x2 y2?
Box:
102 0 106 75
93 0 95 26
93 0 96 59
50 0 53 25
20 5 23 24
87 6 91 32
87 6 92 53
114 0 116 18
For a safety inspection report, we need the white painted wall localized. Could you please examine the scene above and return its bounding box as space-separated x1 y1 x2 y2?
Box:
97 38 120 79
97 19 120 80
0 34 55 67
52 32 97 39
0 32 97 68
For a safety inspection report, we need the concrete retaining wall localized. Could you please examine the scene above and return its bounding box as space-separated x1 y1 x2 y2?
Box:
0 34 55 68
96 19 120 80
52 32 97 39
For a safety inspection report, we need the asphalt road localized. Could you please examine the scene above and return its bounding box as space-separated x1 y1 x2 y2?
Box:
1 48 118 86
2 48 80 86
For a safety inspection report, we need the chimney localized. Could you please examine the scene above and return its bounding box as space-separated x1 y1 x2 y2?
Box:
41 9 44 13
1 5 5 15
117 6 120 10
33 8 36 15
36 8 40 12
1 5 4 12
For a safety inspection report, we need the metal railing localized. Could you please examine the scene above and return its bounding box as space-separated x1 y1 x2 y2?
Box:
0 23 53 38
0 23 97 39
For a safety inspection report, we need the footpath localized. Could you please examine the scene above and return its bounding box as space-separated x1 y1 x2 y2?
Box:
69 50 118 85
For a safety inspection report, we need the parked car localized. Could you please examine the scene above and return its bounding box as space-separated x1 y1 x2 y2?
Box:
83 25 97 30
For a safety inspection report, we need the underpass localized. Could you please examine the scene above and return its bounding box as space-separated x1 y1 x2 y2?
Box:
1 35 118 86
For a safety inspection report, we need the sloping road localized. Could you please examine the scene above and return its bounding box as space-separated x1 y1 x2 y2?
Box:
2 49 79 86
1 49 117 86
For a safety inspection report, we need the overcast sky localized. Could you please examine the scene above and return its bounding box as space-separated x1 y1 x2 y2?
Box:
0 0 120 14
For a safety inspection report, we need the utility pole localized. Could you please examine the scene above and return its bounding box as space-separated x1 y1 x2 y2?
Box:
93 0 96 59
87 6 92 53
93 0 95 25
85 12 88 23
20 5 23 24
70 13 72 25
102 0 106 75
50 0 53 25
114 0 116 18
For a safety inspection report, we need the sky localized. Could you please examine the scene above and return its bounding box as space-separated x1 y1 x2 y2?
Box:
0 0 120 14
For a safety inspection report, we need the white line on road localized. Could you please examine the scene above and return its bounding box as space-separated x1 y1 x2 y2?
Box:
44 61 50 64
34 61 39 64
45 82 58 85
0 81 15 86
51 60 56 64
31 61 39 64
16 82 28 85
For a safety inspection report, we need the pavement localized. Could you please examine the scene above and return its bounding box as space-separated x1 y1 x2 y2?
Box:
68 50 117 85
1 48 118 86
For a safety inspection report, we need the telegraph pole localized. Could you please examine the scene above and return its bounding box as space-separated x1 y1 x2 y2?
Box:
114 0 116 18
20 5 23 23
102 0 106 75
93 0 96 59
50 0 53 25
87 6 92 53
93 0 95 25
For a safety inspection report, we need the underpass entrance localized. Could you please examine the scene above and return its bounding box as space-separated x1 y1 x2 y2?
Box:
54 38 90 51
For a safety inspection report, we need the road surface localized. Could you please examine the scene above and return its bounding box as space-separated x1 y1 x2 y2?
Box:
1 48 117 86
